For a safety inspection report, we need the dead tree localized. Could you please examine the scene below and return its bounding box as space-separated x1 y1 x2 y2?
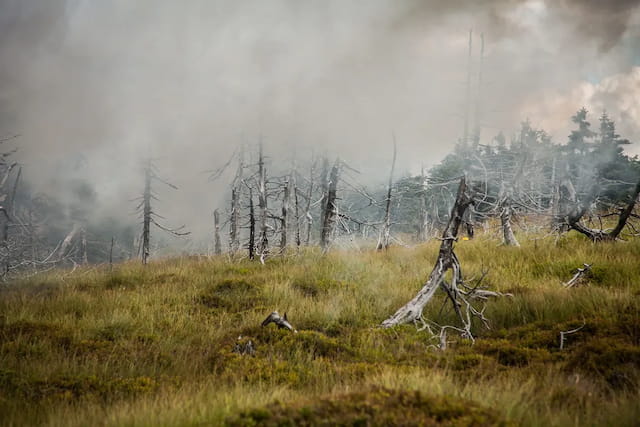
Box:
56 223 81 261
320 159 340 251
381 177 501 340
261 311 297 333
418 165 429 241
279 174 290 252
213 209 222 255
229 147 244 254
498 193 519 247
80 227 88 264
377 138 397 250
566 178 640 242
135 160 190 264
563 263 592 288
303 155 317 246
318 156 330 241
257 142 269 257
247 186 255 260
292 168 301 249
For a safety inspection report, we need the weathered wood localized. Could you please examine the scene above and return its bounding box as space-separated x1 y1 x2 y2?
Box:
229 147 244 254
499 196 519 247
320 159 340 251
377 138 397 251
563 263 592 288
248 187 255 260
280 176 290 251
567 178 640 241
381 177 473 328
213 209 222 255
257 142 269 257
261 311 297 333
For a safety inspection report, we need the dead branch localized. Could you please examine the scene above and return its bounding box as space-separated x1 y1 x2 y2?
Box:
559 322 585 350
261 311 297 333
563 263 592 288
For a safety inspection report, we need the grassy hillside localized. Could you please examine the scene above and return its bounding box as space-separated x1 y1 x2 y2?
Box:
1 233 639 426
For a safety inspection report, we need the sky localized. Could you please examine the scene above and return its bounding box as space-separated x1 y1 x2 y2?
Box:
0 0 639 245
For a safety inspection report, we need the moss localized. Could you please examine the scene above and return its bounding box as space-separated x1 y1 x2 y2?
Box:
227 387 508 426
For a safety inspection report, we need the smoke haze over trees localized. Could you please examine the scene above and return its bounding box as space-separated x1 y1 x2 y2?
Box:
1 0 640 261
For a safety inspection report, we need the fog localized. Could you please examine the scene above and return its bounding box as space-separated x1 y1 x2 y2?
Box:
1 0 639 247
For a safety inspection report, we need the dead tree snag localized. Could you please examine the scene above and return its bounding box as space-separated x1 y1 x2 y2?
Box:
320 159 340 252
377 138 397 251
381 177 500 340
213 208 222 255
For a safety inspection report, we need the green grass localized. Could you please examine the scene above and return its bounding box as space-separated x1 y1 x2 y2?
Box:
0 232 639 426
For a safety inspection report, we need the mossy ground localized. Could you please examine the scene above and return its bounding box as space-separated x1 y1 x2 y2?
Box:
0 232 639 426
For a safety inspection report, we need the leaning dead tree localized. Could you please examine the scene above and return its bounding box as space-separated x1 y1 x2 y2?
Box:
566 178 640 242
377 138 397 251
135 160 190 264
381 177 505 340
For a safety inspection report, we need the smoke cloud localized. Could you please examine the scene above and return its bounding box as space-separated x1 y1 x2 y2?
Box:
0 0 639 248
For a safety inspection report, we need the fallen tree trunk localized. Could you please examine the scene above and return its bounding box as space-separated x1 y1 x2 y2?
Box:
381 176 474 330
567 178 640 242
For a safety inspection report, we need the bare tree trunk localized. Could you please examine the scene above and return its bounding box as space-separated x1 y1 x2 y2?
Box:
568 178 640 242
304 157 316 246
318 156 329 241
609 178 640 239
555 178 577 232
499 196 519 247
293 172 301 249
320 159 340 251
57 223 81 262
109 237 114 271
80 227 88 264
463 208 475 239
248 187 255 260
213 208 222 255
280 176 290 252
377 139 397 250
9 166 20 216
418 165 429 241
257 142 268 257
141 163 151 265
549 157 557 215
381 177 474 328
229 147 244 254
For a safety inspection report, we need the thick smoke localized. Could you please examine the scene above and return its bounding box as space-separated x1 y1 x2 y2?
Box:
0 0 639 249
